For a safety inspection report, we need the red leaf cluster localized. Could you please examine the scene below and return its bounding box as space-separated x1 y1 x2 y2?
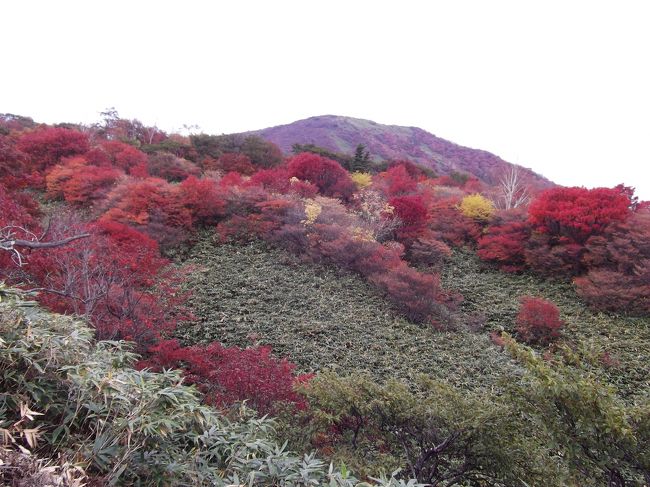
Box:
287 153 356 200
575 210 650 314
139 339 309 414
17 127 89 171
477 211 530 272
215 153 257 175
88 141 149 176
177 176 227 226
389 194 428 243
516 296 564 346
528 186 632 244
147 153 201 182
378 164 418 196
46 157 123 205
26 218 189 350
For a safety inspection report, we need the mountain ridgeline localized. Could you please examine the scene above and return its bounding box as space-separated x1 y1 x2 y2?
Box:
245 114 553 188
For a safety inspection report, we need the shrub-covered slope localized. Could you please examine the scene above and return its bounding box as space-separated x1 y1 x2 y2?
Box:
176 239 517 389
442 250 650 399
179 239 650 400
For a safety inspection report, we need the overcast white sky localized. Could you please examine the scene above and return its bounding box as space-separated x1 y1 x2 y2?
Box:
3 1 649 199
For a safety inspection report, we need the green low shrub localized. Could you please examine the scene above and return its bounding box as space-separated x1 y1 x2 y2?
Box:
0 284 418 486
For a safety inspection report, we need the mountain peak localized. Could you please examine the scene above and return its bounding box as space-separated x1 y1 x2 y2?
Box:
246 115 551 187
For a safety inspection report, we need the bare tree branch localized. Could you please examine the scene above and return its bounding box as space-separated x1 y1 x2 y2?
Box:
1 224 90 267
10 233 90 250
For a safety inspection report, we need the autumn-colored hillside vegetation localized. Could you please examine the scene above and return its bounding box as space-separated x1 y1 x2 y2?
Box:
1 111 649 486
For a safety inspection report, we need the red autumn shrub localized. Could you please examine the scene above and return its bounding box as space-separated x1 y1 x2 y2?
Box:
216 153 257 175
524 233 585 277
378 164 418 196
575 211 650 314
428 201 481 247
140 339 309 414
218 171 245 188
0 184 37 228
287 153 355 200
477 211 531 272
17 127 89 171
407 234 452 268
303 222 459 326
216 197 302 244
288 178 319 198
177 176 226 226
308 223 380 271
84 146 112 167
0 134 28 183
516 296 563 346
103 177 192 229
528 186 632 244
222 185 270 217
200 156 220 171
102 177 193 251
215 214 275 243
97 140 149 176
266 223 310 254
147 152 201 182
0 183 39 275
575 269 650 315
368 263 459 328
62 164 123 205
45 157 88 200
248 166 291 193
389 194 428 243
387 160 428 180
26 217 189 350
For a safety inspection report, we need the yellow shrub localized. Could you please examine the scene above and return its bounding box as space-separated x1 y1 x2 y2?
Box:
350 172 372 189
351 226 375 242
459 194 495 221
301 199 322 226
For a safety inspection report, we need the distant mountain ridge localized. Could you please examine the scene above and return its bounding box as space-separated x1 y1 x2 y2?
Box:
245 115 552 187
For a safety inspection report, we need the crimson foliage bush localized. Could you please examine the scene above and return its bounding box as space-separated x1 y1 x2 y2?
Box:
139 339 309 414
287 153 356 200
477 211 530 272
516 296 563 346
575 211 650 315
528 186 632 244
17 127 89 171
389 194 429 244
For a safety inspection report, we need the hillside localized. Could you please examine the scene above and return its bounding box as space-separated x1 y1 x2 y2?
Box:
246 114 553 187
2 112 649 486
179 239 649 399
176 240 516 389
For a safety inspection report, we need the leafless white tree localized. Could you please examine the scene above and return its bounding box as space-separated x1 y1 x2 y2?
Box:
495 166 531 210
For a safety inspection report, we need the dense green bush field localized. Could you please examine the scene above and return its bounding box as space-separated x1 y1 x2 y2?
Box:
442 249 650 399
175 239 519 390
178 239 649 399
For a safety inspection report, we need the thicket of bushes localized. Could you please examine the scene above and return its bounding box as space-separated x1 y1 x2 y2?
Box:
0 285 417 487
1 113 649 486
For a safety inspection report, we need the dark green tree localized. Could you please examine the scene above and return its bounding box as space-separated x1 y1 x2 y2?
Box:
351 143 371 172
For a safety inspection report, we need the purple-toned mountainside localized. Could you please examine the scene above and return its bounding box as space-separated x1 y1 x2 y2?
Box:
245 115 552 187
